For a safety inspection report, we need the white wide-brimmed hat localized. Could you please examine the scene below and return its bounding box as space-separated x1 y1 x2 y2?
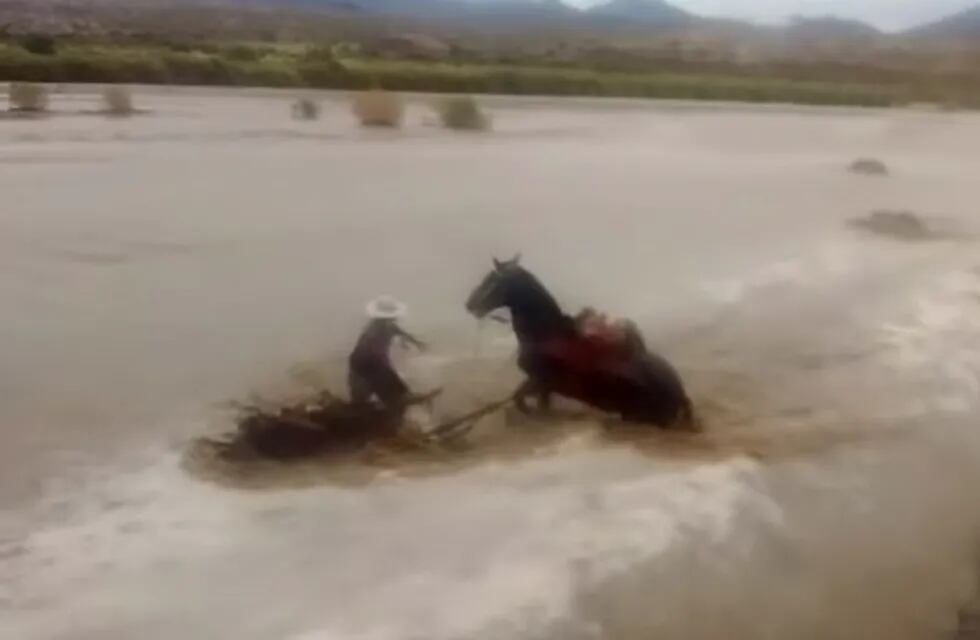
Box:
366 296 408 320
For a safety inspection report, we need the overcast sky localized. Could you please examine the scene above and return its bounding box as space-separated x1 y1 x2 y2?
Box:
571 0 977 31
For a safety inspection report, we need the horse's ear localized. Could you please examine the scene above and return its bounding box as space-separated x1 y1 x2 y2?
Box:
492 257 503 271
512 252 521 265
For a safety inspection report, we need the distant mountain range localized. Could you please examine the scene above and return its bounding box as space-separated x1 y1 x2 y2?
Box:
908 5 980 39
275 0 694 29
586 0 692 28
245 0 980 38
785 16 881 40
5 0 980 41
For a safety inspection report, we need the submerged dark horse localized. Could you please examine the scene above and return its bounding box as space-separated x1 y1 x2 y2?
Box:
466 256 694 428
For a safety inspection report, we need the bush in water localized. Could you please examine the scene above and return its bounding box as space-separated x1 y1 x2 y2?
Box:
352 89 403 128
8 82 48 112
438 95 490 130
102 85 135 115
292 97 320 120
849 158 889 176
851 210 930 241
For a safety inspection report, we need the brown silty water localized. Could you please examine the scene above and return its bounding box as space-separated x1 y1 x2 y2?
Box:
1 87 979 639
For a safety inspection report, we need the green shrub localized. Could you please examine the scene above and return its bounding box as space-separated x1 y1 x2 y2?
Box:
297 50 352 89
58 52 116 83
302 44 340 65
8 82 48 111
0 47 56 82
352 89 403 127
20 34 57 56
165 41 196 54
224 45 263 62
438 95 490 130
161 52 235 85
110 56 170 84
236 61 300 87
298 61 349 88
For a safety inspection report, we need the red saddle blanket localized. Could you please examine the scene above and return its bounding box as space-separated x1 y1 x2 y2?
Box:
539 330 635 376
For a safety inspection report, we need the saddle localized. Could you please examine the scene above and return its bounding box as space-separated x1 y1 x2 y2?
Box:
541 309 644 376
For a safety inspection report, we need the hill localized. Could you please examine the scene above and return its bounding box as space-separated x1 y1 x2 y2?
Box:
586 0 693 27
785 16 880 41
907 5 980 39
278 0 691 28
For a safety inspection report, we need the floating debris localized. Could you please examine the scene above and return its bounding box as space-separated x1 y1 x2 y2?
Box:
201 387 509 462
848 158 889 176
849 210 935 241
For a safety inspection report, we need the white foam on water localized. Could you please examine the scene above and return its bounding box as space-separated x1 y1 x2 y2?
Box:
1 443 743 639
5 259 980 640
698 236 902 309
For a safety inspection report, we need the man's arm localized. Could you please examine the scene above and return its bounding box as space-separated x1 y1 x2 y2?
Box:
394 324 426 351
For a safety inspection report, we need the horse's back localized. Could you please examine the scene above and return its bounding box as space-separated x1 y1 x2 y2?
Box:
627 350 692 425
527 335 691 427
637 350 686 398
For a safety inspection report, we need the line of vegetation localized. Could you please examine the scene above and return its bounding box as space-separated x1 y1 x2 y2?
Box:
2 38 974 108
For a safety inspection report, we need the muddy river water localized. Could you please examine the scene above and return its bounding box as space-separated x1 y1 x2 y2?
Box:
1 87 979 639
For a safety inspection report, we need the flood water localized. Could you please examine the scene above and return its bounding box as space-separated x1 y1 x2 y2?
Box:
1 87 980 639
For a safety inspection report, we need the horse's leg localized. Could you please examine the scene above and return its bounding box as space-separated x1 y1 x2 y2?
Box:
513 378 535 414
536 387 553 412
513 378 553 415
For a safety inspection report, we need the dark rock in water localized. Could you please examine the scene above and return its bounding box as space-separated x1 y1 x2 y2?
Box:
849 210 932 241
291 98 320 121
848 158 889 176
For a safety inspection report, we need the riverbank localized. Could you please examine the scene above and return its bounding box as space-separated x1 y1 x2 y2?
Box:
0 40 931 108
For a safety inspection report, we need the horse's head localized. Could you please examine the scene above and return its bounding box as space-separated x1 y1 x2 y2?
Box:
465 254 522 319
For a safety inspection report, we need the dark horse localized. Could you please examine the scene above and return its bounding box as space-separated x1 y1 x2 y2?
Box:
466 256 693 428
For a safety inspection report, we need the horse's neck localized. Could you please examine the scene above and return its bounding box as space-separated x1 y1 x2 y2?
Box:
512 312 560 343
507 276 570 343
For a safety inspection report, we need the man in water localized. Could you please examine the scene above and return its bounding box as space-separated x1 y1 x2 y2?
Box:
348 296 426 414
